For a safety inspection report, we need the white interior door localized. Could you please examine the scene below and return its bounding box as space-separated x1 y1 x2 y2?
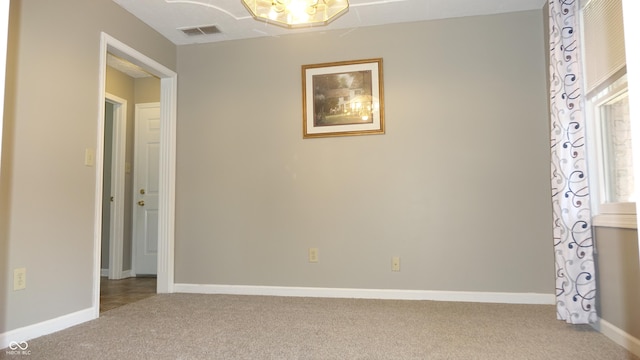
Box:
133 103 160 275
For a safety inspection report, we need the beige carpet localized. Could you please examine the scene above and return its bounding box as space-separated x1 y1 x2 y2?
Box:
2 294 638 359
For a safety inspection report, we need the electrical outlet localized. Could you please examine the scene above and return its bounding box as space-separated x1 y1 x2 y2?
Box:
392 257 400 272
309 248 319 263
84 148 94 167
14 268 26 291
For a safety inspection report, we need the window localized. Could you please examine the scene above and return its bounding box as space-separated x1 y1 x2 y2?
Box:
598 88 633 204
589 76 636 221
580 0 635 228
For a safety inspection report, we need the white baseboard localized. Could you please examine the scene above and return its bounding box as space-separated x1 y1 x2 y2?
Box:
0 307 95 349
592 318 640 357
173 284 555 305
100 269 135 279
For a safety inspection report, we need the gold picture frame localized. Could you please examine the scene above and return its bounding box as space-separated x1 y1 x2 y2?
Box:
302 58 385 138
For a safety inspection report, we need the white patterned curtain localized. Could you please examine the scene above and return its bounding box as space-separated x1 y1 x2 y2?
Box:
549 0 597 324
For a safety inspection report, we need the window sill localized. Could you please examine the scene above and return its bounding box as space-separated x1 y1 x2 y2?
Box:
592 214 637 229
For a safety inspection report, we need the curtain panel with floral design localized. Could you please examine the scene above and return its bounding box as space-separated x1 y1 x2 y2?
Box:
548 0 597 325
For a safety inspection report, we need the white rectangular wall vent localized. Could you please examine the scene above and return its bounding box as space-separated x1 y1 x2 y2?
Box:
180 25 222 36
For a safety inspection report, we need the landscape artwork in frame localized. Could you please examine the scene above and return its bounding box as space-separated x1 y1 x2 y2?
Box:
302 58 385 138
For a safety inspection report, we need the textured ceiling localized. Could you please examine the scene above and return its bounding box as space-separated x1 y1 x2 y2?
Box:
112 0 546 45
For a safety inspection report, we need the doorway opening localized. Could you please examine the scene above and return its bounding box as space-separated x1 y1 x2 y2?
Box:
93 32 177 317
100 95 159 312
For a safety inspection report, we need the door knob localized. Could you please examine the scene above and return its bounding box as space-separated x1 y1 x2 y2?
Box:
138 200 145 206
139 189 146 195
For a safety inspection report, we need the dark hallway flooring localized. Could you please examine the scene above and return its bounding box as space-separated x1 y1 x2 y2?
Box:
100 277 156 313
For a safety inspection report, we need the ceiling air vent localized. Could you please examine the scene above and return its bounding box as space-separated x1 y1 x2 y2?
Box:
180 25 222 36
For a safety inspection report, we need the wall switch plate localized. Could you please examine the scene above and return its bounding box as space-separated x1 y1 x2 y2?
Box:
392 256 400 272
14 268 26 290
309 248 319 263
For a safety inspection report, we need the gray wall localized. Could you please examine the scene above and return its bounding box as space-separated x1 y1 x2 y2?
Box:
594 227 640 339
1 0 175 333
134 77 161 104
175 10 554 292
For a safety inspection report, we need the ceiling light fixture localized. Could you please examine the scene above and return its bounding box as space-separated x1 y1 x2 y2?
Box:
241 0 349 28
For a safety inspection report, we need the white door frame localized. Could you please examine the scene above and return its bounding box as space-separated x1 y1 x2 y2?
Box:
93 32 177 317
105 93 127 280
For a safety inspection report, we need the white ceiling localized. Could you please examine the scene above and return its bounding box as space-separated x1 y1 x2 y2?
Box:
112 0 546 45
107 53 154 78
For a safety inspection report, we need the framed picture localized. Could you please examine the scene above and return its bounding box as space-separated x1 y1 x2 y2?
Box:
302 58 385 138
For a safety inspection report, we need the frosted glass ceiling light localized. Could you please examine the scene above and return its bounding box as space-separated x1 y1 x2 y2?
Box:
241 0 349 28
